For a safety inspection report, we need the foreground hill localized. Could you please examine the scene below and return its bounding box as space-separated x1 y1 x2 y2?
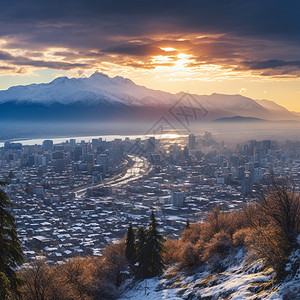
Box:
119 248 300 300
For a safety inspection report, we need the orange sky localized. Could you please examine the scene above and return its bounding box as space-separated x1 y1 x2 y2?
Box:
1 1 300 111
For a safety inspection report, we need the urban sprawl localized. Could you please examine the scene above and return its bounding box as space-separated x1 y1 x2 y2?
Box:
1 132 300 265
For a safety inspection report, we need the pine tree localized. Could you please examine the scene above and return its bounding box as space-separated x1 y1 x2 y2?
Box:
125 223 136 266
145 211 165 277
0 272 11 300
0 181 24 294
135 226 148 278
136 212 165 278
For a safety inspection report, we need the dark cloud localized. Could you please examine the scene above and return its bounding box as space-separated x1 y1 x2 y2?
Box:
0 50 13 60
242 60 300 70
0 49 91 70
0 66 14 70
1 0 300 49
13 58 91 70
103 43 166 56
1 0 300 76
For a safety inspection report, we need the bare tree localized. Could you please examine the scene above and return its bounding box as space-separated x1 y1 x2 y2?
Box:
19 260 78 300
243 174 300 276
256 174 300 246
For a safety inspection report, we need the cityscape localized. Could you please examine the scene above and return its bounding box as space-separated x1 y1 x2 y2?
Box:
2 133 300 265
1 1 300 298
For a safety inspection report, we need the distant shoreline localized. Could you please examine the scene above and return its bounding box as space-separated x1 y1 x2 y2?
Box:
0 133 187 147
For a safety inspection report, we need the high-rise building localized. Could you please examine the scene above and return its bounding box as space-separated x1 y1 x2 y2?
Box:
92 139 99 151
42 140 54 151
188 134 196 150
147 137 156 153
241 171 253 195
171 191 185 207
52 151 64 160
74 147 82 161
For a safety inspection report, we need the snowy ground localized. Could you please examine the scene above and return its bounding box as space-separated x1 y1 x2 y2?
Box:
119 249 300 300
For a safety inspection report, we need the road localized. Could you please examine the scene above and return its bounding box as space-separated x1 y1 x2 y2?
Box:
74 155 151 197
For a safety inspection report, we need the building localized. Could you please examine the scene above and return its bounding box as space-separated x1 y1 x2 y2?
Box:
188 134 196 150
147 137 156 153
43 140 54 151
171 191 185 207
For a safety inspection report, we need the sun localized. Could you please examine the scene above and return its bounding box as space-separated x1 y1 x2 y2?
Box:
161 47 177 52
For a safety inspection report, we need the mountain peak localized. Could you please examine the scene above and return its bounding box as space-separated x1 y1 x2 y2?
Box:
0 73 297 122
88 72 134 85
113 75 134 85
89 72 109 79
51 76 70 84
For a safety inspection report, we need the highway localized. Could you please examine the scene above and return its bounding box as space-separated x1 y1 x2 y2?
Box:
74 155 151 197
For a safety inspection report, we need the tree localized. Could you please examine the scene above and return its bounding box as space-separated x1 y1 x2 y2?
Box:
256 175 300 246
0 181 24 294
146 212 165 277
138 212 165 278
185 219 190 230
101 241 128 287
244 174 300 277
125 223 136 266
135 226 147 278
0 272 11 300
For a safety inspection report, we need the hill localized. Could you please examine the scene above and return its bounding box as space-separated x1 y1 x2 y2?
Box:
213 116 267 122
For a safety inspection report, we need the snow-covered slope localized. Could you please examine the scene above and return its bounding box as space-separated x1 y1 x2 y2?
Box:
119 249 300 300
0 72 298 121
0 72 175 106
256 99 299 120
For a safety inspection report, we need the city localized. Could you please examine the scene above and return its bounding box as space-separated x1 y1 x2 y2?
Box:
2 133 300 265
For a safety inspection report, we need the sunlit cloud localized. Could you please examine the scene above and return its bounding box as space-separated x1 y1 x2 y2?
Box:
161 47 177 52
1 1 300 109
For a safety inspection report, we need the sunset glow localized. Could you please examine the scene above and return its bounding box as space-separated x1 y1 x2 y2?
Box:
1 1 300 110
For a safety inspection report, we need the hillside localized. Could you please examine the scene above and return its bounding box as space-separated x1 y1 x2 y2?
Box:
15 176 300 299
119 248 300 299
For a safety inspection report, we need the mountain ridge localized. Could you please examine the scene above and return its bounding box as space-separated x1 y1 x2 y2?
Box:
0 72 298 122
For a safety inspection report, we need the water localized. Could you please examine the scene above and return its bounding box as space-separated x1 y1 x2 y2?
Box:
0 133 185 147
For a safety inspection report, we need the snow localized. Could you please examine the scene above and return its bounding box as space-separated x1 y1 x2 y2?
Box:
119 278 181 300
0 72 293 120
118 248 300 300
0 72 174 106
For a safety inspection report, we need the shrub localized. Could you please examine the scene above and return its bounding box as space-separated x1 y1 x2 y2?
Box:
202 231 233 262
179 243 199 268
101 240 128 287
202 206 231 241
19 260 77 300
256 176 300 246
245 224 291 277
93 280 118 299
181 223 203 244
57 257 97 299
163 239 182 264
243 175 300 277
233 228 252 247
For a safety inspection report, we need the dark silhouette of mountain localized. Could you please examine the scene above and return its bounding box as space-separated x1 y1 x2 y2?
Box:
213 116 268 122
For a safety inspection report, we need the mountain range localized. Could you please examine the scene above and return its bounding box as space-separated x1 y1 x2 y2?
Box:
0 72 298 122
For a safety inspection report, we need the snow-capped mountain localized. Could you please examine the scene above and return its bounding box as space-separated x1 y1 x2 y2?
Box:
0 72 298 122
0 72 174 107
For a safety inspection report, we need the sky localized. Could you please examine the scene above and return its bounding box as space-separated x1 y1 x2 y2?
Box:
1 0 300 110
